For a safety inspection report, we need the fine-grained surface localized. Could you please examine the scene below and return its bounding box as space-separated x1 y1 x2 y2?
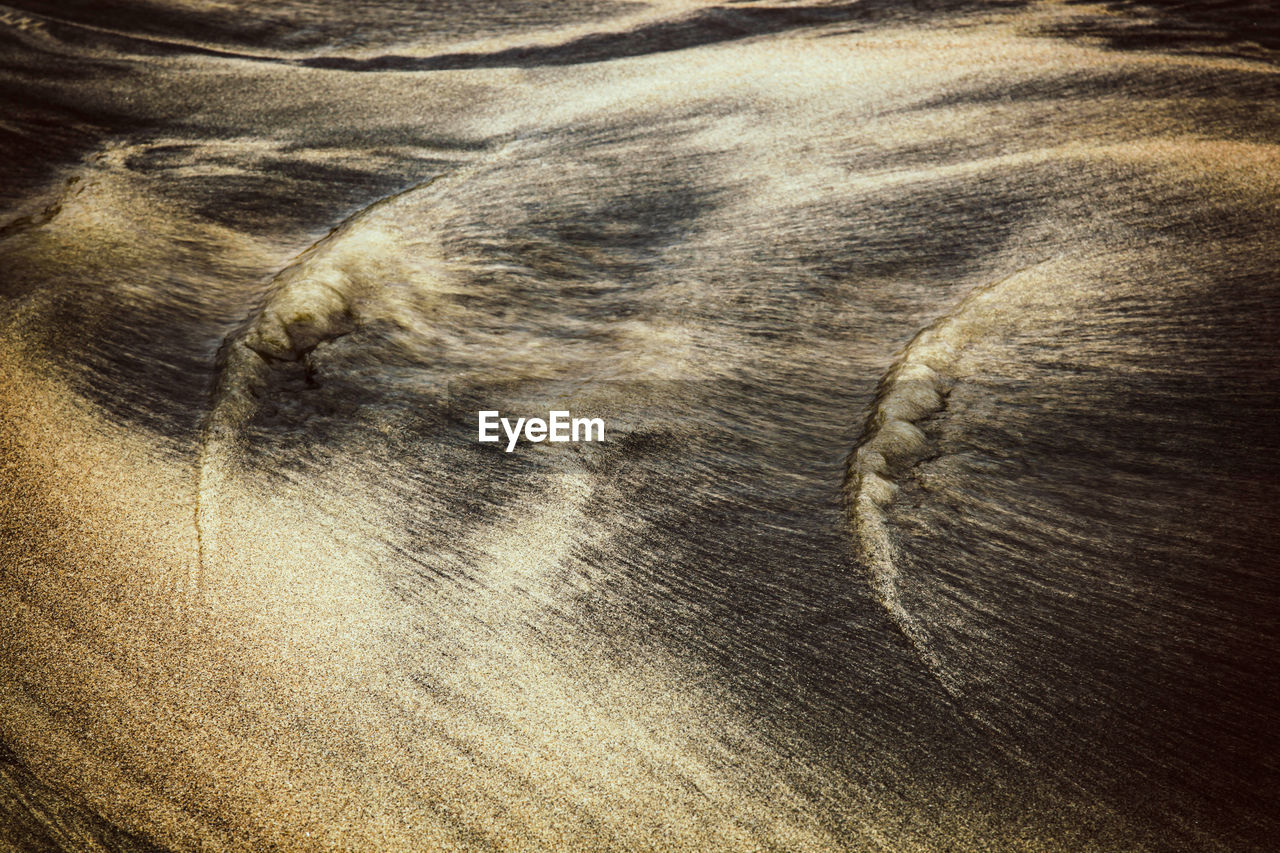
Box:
1 1 1277 850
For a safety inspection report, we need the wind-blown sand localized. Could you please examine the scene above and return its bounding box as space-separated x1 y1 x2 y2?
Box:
1 1 1277 849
